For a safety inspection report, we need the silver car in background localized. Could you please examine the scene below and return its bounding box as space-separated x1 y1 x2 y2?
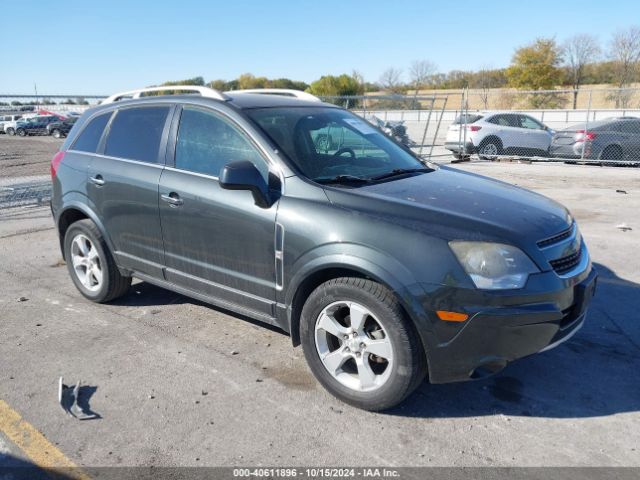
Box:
549 117 640 161
445 112 554 159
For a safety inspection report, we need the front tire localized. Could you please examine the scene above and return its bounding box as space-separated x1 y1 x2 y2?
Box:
16 128 26 137
6 127 15 136
52 129 62 139
300 277 426 411
64 219 131 303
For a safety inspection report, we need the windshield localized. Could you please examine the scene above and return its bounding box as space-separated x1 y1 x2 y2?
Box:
247 107 426 182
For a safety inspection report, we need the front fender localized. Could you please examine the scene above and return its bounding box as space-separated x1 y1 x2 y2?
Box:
283 243 435 351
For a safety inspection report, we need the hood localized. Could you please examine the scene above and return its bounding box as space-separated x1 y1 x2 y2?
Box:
323 166 571 245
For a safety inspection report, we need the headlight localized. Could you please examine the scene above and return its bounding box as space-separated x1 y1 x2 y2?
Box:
449 241 539 290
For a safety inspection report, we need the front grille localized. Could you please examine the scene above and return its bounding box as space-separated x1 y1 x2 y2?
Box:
537 225 573 248
550 248 582 275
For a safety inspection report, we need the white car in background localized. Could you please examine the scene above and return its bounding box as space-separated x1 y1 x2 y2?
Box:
445 112 554 159
0 114 26 134
2 113 38 135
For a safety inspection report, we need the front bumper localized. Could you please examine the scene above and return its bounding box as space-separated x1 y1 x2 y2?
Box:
424 265 597 384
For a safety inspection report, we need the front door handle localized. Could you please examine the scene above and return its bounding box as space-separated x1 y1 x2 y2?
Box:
89 175 105 186
160 192 183 207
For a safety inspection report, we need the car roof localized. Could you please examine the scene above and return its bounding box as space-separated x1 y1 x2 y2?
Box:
90 93 337 114
225 93 336 109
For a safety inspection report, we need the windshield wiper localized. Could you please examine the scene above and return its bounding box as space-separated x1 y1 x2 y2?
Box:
369 168 433 182
315 175 371 185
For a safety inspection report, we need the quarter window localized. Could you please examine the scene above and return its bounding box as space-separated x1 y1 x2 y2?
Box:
105 107 170 163
72 112 112 153
175 107 267 178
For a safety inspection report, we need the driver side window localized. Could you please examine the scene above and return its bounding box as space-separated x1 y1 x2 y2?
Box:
175 107 268 180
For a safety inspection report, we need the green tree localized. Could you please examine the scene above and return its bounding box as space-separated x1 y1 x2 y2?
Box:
506 38 564 107
207 79 228 91
161 76 205 86
507 38 563 89
237 73 269 90
307 74 364 105
308 74 364 97
268 78 309 90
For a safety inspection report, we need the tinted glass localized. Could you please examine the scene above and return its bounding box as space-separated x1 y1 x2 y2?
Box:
453 114 483 125
105 107 170 163
72 112 112 153
489 114 518 127
615 121 640 133
248 107 425 181
175 107 267 178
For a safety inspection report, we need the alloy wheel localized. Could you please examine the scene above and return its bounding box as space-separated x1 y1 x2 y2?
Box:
70 234 103 292
481 143 498 156
314 301 393 392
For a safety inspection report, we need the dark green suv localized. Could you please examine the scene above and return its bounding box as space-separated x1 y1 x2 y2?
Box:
51 86 596 411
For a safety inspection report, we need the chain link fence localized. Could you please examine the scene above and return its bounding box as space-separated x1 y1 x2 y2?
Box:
326 88 640 166
0 176 52 209
1 87 640 211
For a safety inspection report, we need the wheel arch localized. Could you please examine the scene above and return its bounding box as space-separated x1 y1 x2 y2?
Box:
599 143 624 159
285 252 430 355
477 135 503 151
56 200 114 260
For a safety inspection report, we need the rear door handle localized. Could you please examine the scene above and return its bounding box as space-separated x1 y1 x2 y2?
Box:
160 192 183 207
89 175 105 186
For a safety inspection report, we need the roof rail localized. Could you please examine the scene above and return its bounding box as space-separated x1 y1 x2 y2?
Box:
102 86 229 104
226 88 321 102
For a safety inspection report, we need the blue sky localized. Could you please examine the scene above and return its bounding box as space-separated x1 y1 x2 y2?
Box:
2 0 637 95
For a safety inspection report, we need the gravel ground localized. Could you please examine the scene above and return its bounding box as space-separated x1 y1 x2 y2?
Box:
0 155 638 470
0 134 61 180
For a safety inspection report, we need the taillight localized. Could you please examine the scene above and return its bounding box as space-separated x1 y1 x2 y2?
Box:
51 151 65 179
466 125 482 132
576 130 597 141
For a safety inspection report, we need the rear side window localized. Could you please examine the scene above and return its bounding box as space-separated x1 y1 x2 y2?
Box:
613 121 640 133
488 114 518 127
72 112 112 153
105 107 170 163
453 114 483 125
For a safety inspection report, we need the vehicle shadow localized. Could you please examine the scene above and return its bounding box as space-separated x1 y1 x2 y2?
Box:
110 280 288 336
390 262 640 419
0 452 75 479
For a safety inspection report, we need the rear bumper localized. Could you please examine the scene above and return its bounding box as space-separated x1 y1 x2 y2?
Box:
424 266 597 384
549 142 594 159
445 141 474 154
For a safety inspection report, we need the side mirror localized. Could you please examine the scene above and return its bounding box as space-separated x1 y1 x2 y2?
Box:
219 160 271 208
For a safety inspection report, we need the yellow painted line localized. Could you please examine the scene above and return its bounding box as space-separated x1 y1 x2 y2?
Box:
0 399 90 479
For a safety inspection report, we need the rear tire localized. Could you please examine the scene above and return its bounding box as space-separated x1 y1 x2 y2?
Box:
300 277 426 411
64 219 131 303
52 129 62 139
478 138 502 160
600 145 623 162
452 152 470 162
6 127 15 136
